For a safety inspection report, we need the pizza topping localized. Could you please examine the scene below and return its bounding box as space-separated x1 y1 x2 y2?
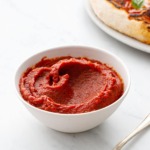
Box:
132 0 144 9
142 9 150 23
108 0 150 23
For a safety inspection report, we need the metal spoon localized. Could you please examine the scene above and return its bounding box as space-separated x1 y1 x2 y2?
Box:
113 114 150 150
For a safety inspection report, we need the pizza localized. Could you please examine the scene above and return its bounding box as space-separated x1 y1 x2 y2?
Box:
90 0 150 44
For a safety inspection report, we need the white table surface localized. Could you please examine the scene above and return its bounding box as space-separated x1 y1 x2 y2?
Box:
0 0 149 150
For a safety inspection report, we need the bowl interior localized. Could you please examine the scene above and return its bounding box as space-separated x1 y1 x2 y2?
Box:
15 46 130 107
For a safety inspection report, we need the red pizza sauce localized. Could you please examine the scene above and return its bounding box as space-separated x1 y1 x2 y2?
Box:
19 57 124 114
108 0 150 23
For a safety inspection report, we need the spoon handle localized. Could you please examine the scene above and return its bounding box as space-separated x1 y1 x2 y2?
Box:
113 114 150 150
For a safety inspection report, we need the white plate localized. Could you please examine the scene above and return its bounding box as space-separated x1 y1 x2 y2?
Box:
85 0 150 53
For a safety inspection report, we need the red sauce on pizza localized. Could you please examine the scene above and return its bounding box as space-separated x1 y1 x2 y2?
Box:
19 56 124 114
108 0 150 23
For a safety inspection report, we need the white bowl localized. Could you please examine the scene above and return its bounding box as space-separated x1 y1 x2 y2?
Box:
15 46 130 133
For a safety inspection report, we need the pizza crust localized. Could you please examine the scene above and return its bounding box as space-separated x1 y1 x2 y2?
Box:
90 0 150 44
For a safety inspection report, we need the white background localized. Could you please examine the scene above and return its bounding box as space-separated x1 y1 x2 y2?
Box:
0 0 149 149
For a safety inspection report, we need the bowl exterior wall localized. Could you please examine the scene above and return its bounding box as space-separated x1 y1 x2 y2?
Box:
22 97 124 133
